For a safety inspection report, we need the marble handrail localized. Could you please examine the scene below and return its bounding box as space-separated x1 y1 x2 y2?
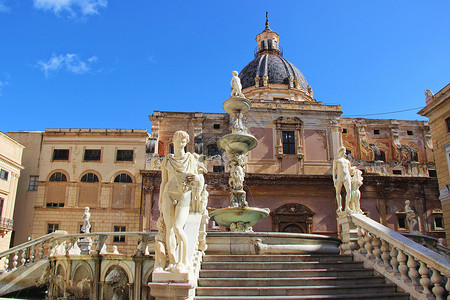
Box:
349 213 450 300
0 231 156 274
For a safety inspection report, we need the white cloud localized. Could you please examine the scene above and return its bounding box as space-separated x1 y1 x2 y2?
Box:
0 80 8 96
33 0 107 18
0 0 11 13
38 53 98 77
148 55 157 64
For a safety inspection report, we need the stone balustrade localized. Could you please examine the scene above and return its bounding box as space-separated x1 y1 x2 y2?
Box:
343 213 450 300
0 231 155 274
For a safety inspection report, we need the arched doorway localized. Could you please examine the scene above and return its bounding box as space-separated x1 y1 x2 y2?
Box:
271 203 314 233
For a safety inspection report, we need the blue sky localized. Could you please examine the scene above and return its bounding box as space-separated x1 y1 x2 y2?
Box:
1 0 449 133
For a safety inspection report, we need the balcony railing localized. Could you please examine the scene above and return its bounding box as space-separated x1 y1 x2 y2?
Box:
0 218 13 231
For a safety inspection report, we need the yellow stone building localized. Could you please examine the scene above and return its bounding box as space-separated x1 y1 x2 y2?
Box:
419 83 450 244
8 129 148 254
0 132 24 252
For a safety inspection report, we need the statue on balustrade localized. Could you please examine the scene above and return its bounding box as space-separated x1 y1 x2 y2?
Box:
81 207 91 233
155 130 207 273
405 200 419 233
333 146 364 213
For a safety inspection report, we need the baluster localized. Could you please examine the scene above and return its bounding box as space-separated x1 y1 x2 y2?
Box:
372 235 381 264
39 242 45 259
418 261 432 297
407 254 419 287
380 239 390 269
4 255 10 272
390 246 399 273
21 249 27 266
30 245 36 262
357 226 365 254
430 268 444 300
397 249 408 281
364 232 373 259
12 252 18 270
445 276 450 299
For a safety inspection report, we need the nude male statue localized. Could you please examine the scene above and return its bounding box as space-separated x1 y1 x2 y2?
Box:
230 70 245 98
158 130 207 272
81 207 91 233
332 146 352 212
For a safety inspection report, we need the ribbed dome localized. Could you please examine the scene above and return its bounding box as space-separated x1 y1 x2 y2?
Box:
239 54 309 90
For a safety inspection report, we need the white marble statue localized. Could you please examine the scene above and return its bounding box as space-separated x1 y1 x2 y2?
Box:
425 89 434 100
158 130 207 272
333 147 352 212
81 207 91 233
349 167 363 213
230 70 245 98
405 200 418 233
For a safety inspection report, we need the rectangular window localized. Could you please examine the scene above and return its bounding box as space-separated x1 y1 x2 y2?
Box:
0 198 4 218
428 170 437 177
213 124 220 129
53 149 69 161
213 166 225 173
397 214 406 229
374 129 380 135
46 203 64 208
113 226 126 242
47 223 59 234
446 117 450 133
434 215 444 230
116 150 133 162
84 149 101 161
282 131 296 154
342 128 347 133
28 176 38 191
407 130 414 136
0 169 9 181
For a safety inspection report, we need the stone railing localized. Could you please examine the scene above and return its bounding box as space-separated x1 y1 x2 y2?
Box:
0 231 155 275
340 213 450 300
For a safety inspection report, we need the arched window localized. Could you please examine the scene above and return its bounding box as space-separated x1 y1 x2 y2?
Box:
81 173 99 183
49 172 67 182
114 173 132 183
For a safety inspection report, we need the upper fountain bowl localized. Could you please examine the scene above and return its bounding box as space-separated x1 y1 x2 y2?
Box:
223 96 251 115
218 133 258 154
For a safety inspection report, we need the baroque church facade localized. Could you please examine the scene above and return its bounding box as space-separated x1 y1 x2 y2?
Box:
7 21 444 254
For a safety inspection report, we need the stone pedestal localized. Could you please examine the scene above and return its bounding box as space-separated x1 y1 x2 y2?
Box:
148 282 196 300
78 237 92 255
337 212 359 254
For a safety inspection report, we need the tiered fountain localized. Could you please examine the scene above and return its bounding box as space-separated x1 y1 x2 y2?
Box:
208 71 270 232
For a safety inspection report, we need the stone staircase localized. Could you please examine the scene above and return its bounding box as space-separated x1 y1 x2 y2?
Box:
195 254 410 299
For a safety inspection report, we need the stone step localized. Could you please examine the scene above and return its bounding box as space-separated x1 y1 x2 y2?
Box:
195 292 410 300
199 268 375 278
201 261 364 270
198 276 386 287
196 284 399 296
203 255 354 263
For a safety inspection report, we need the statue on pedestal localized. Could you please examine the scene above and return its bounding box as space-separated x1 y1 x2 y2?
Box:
349 168 363 213
333 147 364 214
333 147 352 212
81 207 91 233
230 71 245 98
156 131 207 272
405 200 418 233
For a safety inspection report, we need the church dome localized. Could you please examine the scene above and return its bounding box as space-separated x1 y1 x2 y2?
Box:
239 54 309 90
238 15 312 100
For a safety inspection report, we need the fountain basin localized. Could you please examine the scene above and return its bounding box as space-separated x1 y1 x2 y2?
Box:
223 96 251 115
208 207 270 232
205 232 342 255
217 133 258 154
